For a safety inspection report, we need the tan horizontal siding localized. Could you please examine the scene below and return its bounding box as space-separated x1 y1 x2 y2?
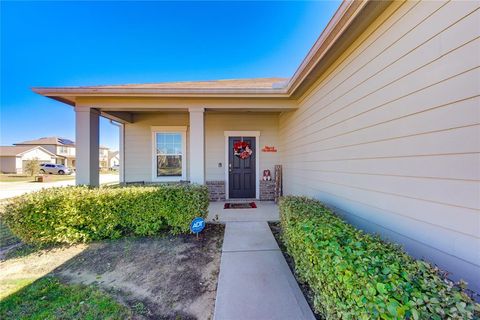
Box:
279 0 480 290
286 153 480 181
205 113 279 181
283 125 479 161
287 169 479 209
281 38 480 144
283 96 479 156
124 113 189 182
125 112 280 184
285 169 479 234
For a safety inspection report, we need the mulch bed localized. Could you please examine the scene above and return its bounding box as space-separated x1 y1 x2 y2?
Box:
268 222 323 320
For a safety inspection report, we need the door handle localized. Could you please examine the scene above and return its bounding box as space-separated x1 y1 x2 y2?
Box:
228 163 232 173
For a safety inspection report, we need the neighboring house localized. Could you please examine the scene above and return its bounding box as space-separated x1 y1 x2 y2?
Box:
0 146 56 174
108 151 120 168
99 146 110 169
32 1 480 292
14 137 76 168
14 137 111 169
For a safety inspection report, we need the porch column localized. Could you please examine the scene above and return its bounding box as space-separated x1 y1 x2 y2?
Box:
75 106 100 186
119 122 125 184
188 107 205 184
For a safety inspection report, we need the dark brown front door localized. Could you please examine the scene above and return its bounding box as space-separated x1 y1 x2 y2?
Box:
228 136 256 198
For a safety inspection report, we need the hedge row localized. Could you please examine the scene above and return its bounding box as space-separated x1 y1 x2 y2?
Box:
279 196 479 320
2 184 209 245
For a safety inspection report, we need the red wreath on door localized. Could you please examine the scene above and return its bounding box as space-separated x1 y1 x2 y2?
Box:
233 141 253 159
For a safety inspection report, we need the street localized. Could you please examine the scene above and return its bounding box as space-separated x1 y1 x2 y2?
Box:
0 174 119 200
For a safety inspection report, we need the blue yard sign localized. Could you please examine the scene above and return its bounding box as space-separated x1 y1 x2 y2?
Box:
190 217 206 235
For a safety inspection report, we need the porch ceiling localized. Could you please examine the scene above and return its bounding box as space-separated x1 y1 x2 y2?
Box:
101 107 285 124
81 96 297 123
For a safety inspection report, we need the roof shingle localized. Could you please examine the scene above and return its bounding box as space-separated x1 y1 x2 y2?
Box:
15 137 75 146
53 78 288 90
0 146 54 157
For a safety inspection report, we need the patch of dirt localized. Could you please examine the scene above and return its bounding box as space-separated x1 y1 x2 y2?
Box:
52 223 225 320
268 222 323 320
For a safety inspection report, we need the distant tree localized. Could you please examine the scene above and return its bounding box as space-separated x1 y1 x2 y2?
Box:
24 158 40 176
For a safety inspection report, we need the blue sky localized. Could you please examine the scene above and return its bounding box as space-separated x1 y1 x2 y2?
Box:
1 1 340 150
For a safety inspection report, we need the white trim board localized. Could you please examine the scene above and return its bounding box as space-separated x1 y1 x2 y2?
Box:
224 131 260 200
151 126 188 182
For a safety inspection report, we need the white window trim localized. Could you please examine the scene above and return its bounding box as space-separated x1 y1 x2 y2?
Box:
151 126 187 182
224 131 260 199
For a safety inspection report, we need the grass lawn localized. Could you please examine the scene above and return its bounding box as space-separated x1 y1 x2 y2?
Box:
0 277 130 320
0 174 74 183
0 224 224 319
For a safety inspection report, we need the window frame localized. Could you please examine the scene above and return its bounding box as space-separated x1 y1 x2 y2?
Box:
151 126 187 182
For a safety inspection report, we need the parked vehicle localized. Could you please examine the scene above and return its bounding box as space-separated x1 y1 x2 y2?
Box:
39 163 72 175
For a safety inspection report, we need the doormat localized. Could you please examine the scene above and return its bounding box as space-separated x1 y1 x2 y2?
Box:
224 202 257 209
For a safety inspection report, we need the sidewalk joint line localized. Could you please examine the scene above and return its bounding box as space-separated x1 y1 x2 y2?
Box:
222 248 280 253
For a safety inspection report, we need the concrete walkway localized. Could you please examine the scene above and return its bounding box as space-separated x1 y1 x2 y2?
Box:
212 202 315 320
208 201 280 222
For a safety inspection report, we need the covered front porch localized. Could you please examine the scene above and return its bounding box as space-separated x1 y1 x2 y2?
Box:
207 200 279 222
70 96 295 200
55 155 75 168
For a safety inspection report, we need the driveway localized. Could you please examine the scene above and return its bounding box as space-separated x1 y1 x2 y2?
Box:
0 174 119 200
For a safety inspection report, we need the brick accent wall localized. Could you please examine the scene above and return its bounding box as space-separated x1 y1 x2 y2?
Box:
207 180 274 201
260 180 275 201
206 180 225 201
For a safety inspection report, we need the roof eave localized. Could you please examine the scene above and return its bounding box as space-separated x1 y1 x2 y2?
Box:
285 0 392 98
32 88 292 102
285 0 364 96
32 0 392 103
14 146 57 157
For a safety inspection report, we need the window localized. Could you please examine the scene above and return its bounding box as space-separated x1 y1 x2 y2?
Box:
58 146 71 154
152 127 187 181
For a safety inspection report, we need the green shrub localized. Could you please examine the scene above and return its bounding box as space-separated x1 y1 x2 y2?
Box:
2 184 209 245
279 196 479 320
